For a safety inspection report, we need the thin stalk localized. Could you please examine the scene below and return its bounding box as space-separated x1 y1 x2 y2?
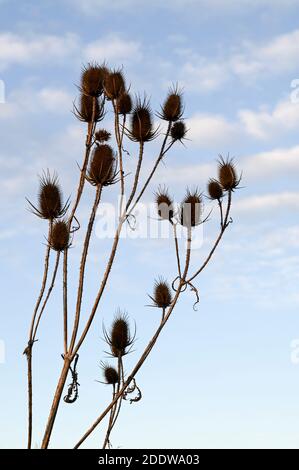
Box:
63 249 68 355
25 221 52 449
172 222 182 279
113 101 125 215
126 141 144 211
187 190 232 284
102 356 122 449
68 184 102 353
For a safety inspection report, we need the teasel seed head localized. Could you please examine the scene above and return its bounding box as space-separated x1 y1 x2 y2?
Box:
117 92 132 115
180 189 203 228
155 187 174 222
88 144 117 186
128 96 158 143
27 170 69 221
95 129 111 143
150 278 172 309
75 93 104 123
207 179 223 200
101 362 119 385
49 220 70 252
158 85 184 122
104 69 125 100
218 155 241 191
80 63 108 97
104 312 135 358
171 120 188 142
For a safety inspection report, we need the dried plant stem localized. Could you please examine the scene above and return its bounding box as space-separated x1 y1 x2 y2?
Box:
172 222 182 279
32 252 61 342
68 184 102 352
187 190 232 284
74 231 192 448
113 102 125 206
102 356 123 449
127 122 172 215
63 249 68 355
126 141 144 210
25 221 52 449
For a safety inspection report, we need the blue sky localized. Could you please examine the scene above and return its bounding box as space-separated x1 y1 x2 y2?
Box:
0 0 299 449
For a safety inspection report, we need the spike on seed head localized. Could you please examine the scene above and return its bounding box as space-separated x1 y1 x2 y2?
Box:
117 92 132 115
218 155 240 191
104 312 135 358
151 278 172 309
180 189 202 228
80 63 108 97
104 69 125 100
95 129 111 143
159 85 184 122
171 120 187 142
88 144 117 186
49 220 70 252
155 187 174 221
207 179 223 200
101 362 119 385
128 96 158 143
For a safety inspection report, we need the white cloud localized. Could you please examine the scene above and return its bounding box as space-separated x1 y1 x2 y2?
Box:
234 192 299 213
187 113 239 147
0 32 79 70
84 34 141 63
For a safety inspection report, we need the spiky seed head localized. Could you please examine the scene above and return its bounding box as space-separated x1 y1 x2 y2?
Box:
180 189 202 228
218 156 240 191
207 179 223 200
104 70 125 100
160 86 183 122
95 129 111 143
76 94 103 123
129 96 157 143
102 364 119 385
155 188 174 221
117 92 132 115
81 63 108 97
106 313 133 358
49 220 70 251
152 279 172 309
171 120 187 142
88 144 116 186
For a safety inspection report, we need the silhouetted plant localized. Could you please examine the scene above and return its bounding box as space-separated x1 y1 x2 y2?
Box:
24 61 241 449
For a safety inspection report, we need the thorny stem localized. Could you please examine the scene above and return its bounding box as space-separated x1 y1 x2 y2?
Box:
74 230 192 448
25 221 52 449
63 249 68 355
113 101 125 216
126 141 144 210
68 184 102 353
32 251 61 342
102 356 122 449
127 122 172 216
172 222 182 279
187 190 232 284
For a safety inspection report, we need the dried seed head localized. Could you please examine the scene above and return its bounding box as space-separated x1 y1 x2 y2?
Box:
104 70 125 100
155 187 174 221
101 363 119 385
129 96 157 142
218 156 240 191
95 129 111 143
180 189 202 228
88 144 117 186
159 86 183 122
152 278 172 309
171 120 187 142
49 220 70 251
75 93 104 123
81 63 108 97
104 312 134 358
207 179 223 200
27 171 69 220
117 92 132 115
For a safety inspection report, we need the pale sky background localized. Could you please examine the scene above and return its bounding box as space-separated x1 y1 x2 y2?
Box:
0 0 299 449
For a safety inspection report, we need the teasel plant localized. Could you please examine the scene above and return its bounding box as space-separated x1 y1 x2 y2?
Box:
24 61 241 449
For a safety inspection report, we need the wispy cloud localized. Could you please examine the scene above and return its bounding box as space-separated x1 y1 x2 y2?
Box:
84 34 142 64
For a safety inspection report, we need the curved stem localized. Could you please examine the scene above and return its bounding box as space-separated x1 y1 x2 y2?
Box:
187 190 232 284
